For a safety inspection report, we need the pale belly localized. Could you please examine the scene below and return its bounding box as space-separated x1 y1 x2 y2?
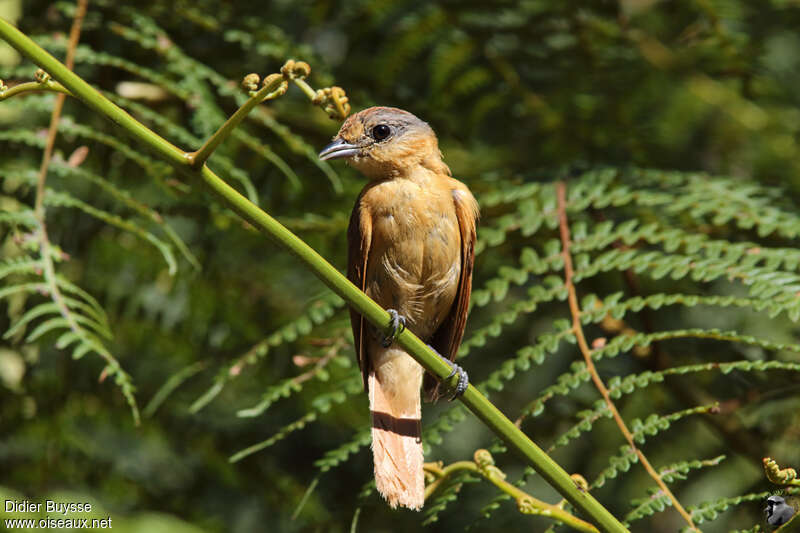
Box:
363 181 462 341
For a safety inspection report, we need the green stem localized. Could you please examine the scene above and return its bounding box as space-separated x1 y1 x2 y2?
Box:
0 17 628 533
292 78 317 100
425 461 598 533
187 75 286 168
0 19 186 167
0 80 72 100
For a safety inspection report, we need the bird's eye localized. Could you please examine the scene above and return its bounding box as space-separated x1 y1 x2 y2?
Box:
372 124 391 141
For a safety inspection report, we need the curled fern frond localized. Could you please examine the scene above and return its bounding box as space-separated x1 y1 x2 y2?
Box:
764 457 800 487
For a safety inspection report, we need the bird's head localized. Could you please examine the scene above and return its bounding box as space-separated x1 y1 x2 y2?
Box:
318 106 449 179
766 495 797 526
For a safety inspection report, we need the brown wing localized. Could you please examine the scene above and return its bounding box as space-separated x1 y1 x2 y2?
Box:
347 193 372 392
424 187 478 401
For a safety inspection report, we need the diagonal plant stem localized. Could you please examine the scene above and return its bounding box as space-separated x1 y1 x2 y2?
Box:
556 181 697 531
186 73 287 168
186 59 347 170
0 18 628 532
35 0 86 217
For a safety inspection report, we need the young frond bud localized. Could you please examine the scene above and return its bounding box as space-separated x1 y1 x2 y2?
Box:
260 74 288 101
242 73 260 92
570 473 589 492
474 448 494 468
764 457 799 485
34 68 51 84
280 59 311 80
312 86 350 119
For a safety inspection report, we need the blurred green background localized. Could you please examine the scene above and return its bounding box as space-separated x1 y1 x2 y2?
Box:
2 0 800 531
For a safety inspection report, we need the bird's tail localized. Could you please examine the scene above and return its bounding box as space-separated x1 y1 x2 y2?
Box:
368 349 425 510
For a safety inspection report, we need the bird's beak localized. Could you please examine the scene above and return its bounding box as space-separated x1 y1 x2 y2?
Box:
318 138 359 161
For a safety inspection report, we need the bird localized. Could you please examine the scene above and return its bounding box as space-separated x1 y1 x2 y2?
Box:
319 106 478 510
765 495 796 527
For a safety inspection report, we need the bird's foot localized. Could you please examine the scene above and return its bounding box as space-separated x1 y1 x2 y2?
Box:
427 344 469 401
381 309 406 348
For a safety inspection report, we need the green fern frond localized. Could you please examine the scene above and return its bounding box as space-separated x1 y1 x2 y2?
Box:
47 162 201 270
0 257 43 280
142 360 208 418
550 361 800 453
2 281 138 423
231 375 364 463
479 181 542 209
189 292 345 413
248 110 342 193
0 207 38 229
114 14 335 193
581 292 800 325
480 327 575 395
423 469 480 526
624 456 726 525
459 284 566 358
423 404 470 450
469 247 564 307
314 428 372 473
30 35 190 97
666 176 800 239
522 329 800 420
591 404 719 489
0 124 171 181
687 487 800 526
44 189 179 274
62 119 173 179
0 281 50 300
479 171 800 271
237 358 356 419
229 412 318 463
33 36 265 201
10 302 110 341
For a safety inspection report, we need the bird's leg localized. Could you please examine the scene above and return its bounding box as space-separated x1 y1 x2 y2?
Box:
427 344 468 401
378 311 468 400
381 309 406 348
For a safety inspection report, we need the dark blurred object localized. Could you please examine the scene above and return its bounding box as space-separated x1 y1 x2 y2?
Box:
766 495 795 527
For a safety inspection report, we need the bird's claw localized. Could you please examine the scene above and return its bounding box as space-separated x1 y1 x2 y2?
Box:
381 309 406 347
426 344 469 401
444 362 469 400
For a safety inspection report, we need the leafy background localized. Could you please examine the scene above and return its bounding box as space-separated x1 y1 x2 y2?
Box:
2 0 800 531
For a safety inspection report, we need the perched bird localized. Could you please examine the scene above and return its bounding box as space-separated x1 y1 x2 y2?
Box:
319 107 478 510
765 495 796 527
